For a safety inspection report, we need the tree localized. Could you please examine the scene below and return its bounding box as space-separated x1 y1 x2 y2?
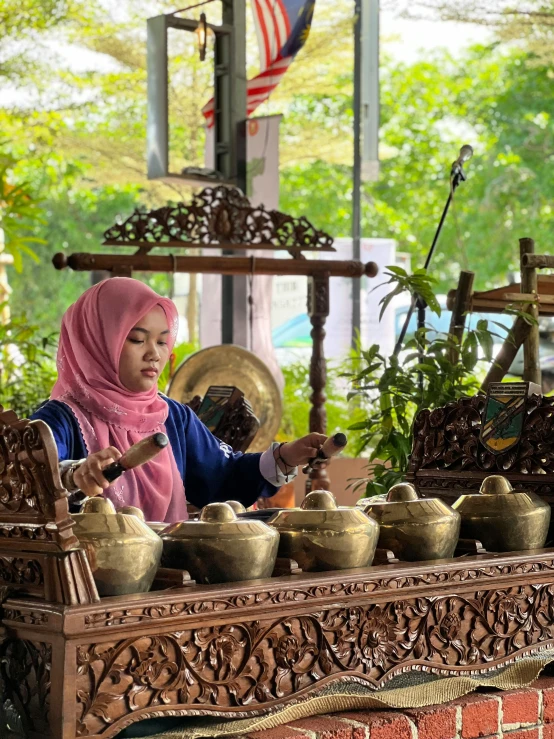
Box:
281 44 554 293
7 182 140 331
3 0 554 327
390 0 554 64
0 0 85 80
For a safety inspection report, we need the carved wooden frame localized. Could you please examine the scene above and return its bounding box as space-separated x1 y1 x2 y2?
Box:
103 185 335 256
407 393 554 504
0 406 98 605
5 404 554 738
4 550 554 738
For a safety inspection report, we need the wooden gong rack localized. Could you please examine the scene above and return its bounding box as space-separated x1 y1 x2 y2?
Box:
4 403 554 739
52 186 379 492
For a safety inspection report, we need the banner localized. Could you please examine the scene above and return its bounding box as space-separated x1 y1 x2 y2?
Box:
201 115 284 391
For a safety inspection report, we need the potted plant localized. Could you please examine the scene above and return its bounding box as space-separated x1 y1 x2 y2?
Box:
346 267 503 499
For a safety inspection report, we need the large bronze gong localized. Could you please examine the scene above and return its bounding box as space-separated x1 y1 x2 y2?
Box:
168 345 282 452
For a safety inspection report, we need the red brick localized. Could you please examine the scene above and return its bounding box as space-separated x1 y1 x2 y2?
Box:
543 725 554 739
503 730 539 739
502 689 540 728
406 705 457 739
245 727 313 739
541 684 554 723
530 677 554 690
334 712 413 739
289 716 364 739
454 694 500 739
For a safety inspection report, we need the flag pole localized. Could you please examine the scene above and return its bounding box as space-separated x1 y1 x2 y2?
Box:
352 0 362 349
353 0 380 349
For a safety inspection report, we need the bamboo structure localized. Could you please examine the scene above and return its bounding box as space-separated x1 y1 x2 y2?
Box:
447 238 554 392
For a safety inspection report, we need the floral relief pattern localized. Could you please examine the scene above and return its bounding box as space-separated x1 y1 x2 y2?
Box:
103 185 334 253
82 557 554 630
74 584 554 736
0 407 78 552
0 556 44 587
0 640 51 736
0 417 58 518
409 393 554 477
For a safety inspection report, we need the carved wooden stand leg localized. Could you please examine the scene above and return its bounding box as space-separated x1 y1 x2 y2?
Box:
307 273 330 493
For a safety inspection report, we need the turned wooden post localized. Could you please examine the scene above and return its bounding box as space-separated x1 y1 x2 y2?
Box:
447 270 474 364
307 272 330 493
520 237 541 386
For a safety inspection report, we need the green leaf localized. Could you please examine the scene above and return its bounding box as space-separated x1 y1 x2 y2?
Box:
347 420 368 430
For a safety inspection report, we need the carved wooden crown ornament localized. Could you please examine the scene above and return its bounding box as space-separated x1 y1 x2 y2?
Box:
103 185 335 256
3 394 554 739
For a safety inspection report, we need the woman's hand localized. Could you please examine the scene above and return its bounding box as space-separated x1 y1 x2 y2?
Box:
274 433 327 471
73 447 122 497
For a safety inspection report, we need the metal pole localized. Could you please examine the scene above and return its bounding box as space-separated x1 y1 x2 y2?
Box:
352 0 362 349
361 0 379 182
393 167 466 357
146 16 169 179
221 0 247 345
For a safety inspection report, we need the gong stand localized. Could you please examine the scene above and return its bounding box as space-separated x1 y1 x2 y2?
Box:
52 186 379 492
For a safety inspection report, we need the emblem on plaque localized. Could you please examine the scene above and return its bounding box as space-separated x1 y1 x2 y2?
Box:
480 382 540 454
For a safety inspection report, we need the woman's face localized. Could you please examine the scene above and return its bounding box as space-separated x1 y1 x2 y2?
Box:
118 305 171 392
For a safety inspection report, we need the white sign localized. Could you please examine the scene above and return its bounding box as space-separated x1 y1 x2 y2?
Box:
270 238 398 362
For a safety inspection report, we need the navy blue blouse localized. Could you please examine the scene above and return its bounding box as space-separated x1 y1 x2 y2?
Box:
31 397 278 509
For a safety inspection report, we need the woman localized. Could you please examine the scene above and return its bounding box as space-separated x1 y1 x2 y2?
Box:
31 278 326 522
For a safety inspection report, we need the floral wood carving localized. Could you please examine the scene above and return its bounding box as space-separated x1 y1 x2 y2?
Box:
0 557 43 588
80 557 554 630
103 186 335 254
0 406 77 551
408 394 554 483
2 608 48 626
210 401 259 453
0 639 51 737
74 583 554 736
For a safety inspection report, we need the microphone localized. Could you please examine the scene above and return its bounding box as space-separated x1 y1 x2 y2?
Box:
451 145 473 175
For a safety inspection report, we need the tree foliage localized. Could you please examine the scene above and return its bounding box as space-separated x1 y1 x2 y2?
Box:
346 271 501 497
281 44 554 293
390 0 554 64
2 0 554 330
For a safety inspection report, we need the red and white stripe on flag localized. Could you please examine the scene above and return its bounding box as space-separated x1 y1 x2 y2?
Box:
202 0 293 127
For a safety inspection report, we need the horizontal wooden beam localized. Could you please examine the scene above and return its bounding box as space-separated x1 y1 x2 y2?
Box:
522 254 554 269
502 292 554 305
103 240 336 253
52 252 379 279
470 296 554 315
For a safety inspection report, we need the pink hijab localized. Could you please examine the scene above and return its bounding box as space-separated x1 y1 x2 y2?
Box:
51 277 188 523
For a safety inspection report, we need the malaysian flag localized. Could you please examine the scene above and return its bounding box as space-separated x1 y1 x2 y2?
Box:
203 0 315 127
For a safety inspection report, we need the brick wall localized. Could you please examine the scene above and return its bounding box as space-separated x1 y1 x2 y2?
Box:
241 677 554 739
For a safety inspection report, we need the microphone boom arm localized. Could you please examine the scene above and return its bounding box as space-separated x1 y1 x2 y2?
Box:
393 145 472 359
